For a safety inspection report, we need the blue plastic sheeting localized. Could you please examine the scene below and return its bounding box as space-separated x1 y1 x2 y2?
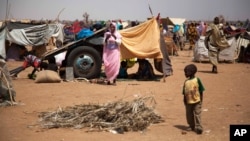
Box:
173 25 180 33
76 29 94 39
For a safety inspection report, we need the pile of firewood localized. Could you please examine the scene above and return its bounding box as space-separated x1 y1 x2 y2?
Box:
38 96 164 133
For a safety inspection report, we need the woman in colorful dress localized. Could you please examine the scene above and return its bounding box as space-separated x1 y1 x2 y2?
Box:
103 22 122 85
187 22 198 50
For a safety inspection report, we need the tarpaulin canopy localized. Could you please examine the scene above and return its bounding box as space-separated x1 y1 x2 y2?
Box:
193 36 238 62
161 17 186 26
119 18 162 59
5 23 64 46
0 21 64 58
167 17 186 25
119 18 173 76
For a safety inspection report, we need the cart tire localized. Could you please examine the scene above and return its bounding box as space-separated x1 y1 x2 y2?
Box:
67 46 102 79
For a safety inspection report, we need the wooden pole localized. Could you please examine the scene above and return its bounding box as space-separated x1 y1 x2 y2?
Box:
5 0 9 20
147 0 153 17
55 8 65 22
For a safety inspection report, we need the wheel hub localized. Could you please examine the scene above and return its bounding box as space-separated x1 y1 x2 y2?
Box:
76 55 93 71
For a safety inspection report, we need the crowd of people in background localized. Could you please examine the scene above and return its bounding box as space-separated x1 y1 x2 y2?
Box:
54 16 250 60
41 17 250 78
3 16 250 81
161 18 250 53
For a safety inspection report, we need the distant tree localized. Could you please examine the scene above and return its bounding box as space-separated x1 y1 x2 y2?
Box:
83 12 89 25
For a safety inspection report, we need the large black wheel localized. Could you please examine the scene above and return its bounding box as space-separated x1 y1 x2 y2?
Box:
67 46 102 79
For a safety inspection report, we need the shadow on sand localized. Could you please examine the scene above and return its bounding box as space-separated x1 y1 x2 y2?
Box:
198 70 216 74
174 125 189 131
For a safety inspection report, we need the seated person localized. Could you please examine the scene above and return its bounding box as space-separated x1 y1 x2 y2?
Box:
136 59 156 80
117 61 128 78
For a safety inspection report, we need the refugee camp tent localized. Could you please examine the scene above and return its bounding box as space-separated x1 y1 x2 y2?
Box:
119 18 173 75
0 21 64 59
164 17 186 26
235 32 250 62
119 18 162 59
237 32 250 49
160 17 185 29
193 36 239 62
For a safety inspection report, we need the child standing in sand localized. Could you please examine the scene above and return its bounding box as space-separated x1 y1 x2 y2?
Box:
182 64 205 134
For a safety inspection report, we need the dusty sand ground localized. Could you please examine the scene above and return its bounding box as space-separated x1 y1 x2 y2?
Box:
1 49 250 141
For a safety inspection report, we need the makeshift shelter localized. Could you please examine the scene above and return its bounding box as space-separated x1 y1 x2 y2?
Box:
119 18 173 75
163 17 186 26
161 17 185 30
193 36 238 62
235 32 250 62
237 32 250 49
0 21 64 59
120 18 162 59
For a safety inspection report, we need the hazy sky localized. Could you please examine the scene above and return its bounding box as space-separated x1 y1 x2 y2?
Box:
0 0 249 21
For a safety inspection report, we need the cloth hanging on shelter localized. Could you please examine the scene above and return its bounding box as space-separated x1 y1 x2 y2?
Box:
193 36 237 62
5 23 64 46
119 18 162 59
119 18 172 75
159 30 173 75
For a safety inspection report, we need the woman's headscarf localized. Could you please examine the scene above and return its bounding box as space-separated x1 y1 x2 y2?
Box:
110 22 117 32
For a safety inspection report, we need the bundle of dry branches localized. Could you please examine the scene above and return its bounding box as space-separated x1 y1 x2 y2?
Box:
38 96 164 133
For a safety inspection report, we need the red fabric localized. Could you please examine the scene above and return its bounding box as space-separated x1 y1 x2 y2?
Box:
71 21 81 34
22 55 41 68
33 60 40 68
22 60 29 68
